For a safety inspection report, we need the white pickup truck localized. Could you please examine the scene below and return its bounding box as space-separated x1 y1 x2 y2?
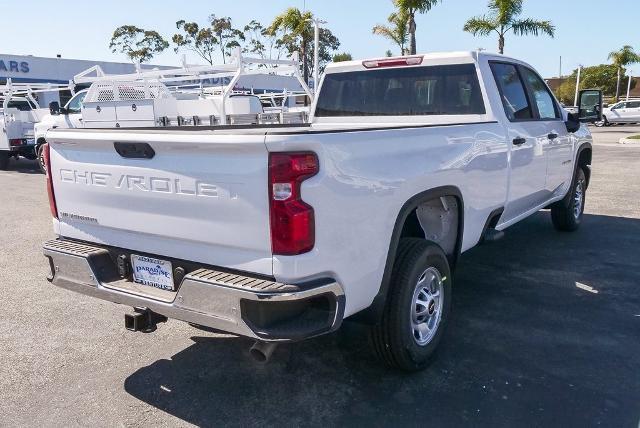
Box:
42 51 601 371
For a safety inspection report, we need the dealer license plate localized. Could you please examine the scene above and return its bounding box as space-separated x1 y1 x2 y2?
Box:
131 254 175 291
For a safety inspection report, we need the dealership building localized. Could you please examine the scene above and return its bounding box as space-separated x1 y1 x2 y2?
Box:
0 53 172 107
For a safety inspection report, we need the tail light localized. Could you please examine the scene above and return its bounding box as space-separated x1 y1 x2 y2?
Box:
268 152 318 255
9 139 24 146
43 144 58 219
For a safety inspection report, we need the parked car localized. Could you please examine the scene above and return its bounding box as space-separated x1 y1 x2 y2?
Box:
596 99 640 126
41 51 601 371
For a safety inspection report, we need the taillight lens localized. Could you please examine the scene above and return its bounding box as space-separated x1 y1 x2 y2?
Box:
9 139 24 146
269 152 318 255
43 144 58 219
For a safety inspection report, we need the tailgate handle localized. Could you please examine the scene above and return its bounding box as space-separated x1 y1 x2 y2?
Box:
114 142 155 159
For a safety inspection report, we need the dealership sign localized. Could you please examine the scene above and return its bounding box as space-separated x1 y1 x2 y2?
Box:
0 59 30 73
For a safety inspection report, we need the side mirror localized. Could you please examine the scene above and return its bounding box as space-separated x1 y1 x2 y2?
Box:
578 89 602 123
49 101 61 115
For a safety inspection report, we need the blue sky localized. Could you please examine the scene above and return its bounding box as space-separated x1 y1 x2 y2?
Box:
2 0 639 77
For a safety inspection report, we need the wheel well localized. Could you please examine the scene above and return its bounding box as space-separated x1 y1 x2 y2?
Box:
353 187 463 324
577 147 592 187
399 196 460 263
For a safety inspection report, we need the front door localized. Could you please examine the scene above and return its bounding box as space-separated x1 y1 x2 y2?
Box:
490 62 549 223
64 91 86 129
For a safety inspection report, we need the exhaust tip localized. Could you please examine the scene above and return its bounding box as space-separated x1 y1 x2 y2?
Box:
250 341 278 363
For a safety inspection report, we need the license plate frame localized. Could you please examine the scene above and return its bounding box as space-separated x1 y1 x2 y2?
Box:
130 254 175 291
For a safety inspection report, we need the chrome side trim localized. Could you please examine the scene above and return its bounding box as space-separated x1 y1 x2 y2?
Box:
43 239 344 342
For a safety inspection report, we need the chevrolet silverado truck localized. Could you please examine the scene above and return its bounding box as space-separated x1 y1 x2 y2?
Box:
41 52 602 371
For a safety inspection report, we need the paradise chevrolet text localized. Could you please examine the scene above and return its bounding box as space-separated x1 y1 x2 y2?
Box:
42 51 601 371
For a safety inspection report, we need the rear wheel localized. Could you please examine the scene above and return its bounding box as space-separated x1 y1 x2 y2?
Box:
551 168 586 231
595 116 609 127
370 239 452 371
0 151 9 170
36 144 47 174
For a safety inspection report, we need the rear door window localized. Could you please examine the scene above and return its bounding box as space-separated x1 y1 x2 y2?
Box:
490 62 533 121
520 67 560 119
315 64 486 117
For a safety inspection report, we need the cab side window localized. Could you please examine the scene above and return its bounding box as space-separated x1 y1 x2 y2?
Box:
65 92 86 114
520 67 560 120
490 62 533 121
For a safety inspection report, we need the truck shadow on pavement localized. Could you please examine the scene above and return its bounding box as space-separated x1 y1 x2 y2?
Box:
124 212 640 427
4 158 42 174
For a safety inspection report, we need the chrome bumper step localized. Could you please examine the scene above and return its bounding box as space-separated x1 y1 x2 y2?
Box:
43 238 345 342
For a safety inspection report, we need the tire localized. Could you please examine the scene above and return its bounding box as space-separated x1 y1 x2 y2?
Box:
595 116 609 127
36 144 47 174
0 151 9 170
370 238 452 371
551 168 586 232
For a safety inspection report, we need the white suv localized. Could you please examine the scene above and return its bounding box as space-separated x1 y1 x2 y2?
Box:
597 100 640 126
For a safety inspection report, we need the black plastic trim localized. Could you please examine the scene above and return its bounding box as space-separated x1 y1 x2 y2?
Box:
267 121 499 135
480 207 505 243
114 142 155 159
77 121 498 135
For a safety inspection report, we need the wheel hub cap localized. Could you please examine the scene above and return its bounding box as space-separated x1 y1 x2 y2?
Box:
574 179 584 219
411 267 444 346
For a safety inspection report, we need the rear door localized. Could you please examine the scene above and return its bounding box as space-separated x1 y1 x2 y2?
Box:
490 62 549 223
519 66 572 195
626 100 640 122
47 129 273 275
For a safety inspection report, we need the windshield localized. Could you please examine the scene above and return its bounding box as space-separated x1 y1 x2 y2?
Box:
4 98 35 111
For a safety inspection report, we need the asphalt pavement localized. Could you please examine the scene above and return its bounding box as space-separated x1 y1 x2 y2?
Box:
1 125 639 427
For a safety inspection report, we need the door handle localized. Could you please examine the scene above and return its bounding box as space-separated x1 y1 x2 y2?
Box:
548 133 558 140
512 137 526 146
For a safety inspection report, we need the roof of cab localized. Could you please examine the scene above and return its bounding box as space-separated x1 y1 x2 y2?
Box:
324 51 528 73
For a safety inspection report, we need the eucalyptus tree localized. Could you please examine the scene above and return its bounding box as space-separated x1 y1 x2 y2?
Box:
463 0 555 54
109 25 168 63
173 16 244 64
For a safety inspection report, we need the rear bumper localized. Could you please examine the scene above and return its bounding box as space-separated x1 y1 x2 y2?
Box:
43 238 345 342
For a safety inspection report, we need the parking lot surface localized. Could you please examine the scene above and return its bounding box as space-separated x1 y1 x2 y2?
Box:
1 126 639 427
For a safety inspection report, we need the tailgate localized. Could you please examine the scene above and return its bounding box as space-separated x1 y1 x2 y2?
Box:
46 129 273 275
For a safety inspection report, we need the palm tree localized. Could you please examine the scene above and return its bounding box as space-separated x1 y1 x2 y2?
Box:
373 11 410 56
463 0 554 54
394 0 441 55
267 7 313 84
608 45 640 102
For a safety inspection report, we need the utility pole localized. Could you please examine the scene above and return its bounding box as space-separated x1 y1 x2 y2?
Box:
308 17 326 93
574 65 582 107
559 56 562 78
627 71 633 101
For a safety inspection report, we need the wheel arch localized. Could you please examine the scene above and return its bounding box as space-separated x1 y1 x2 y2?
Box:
576 142 592 187
353 185 464 324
